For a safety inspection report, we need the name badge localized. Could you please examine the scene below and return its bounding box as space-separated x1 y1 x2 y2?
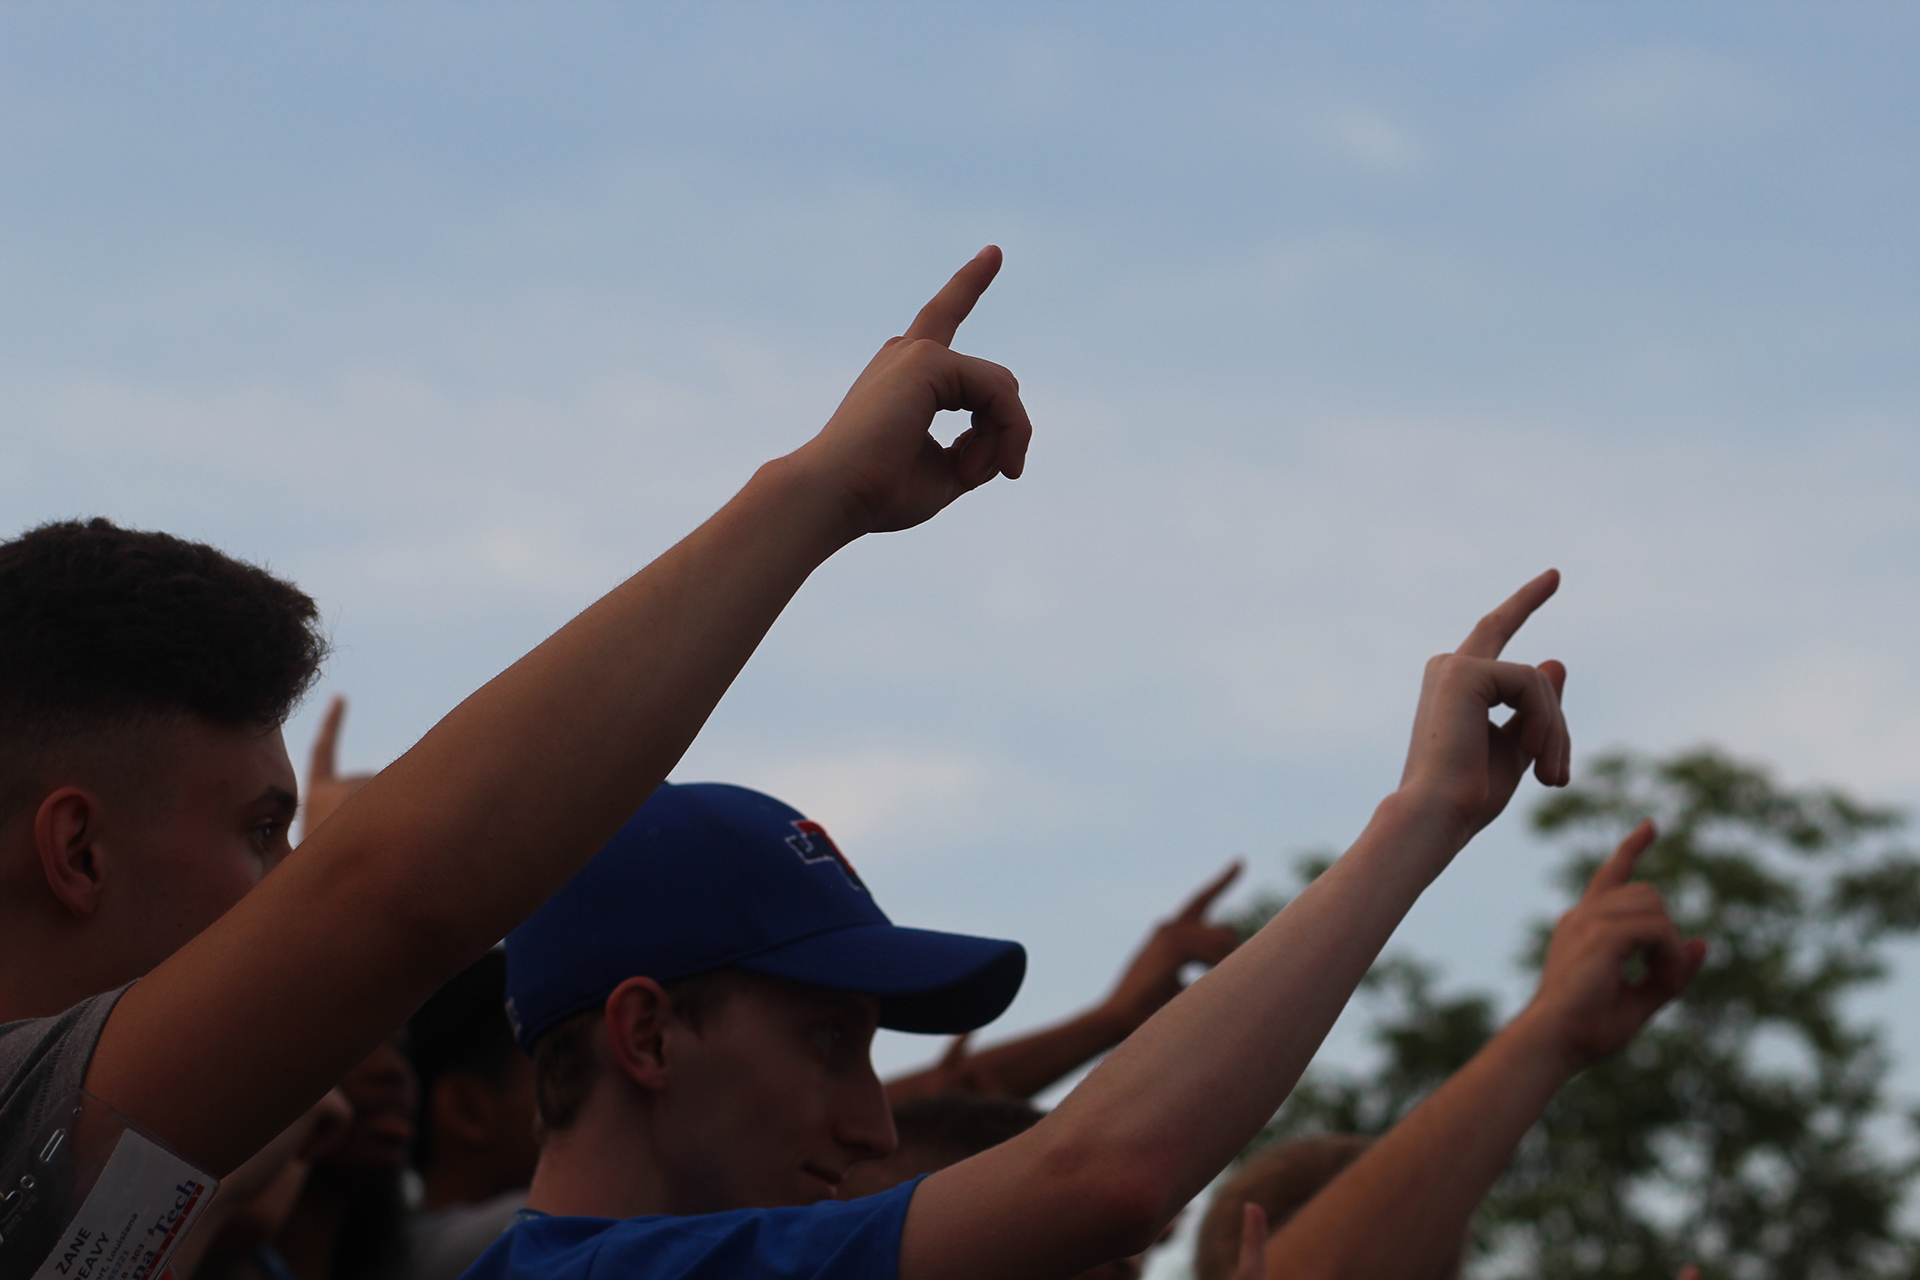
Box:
1 1094 217 1280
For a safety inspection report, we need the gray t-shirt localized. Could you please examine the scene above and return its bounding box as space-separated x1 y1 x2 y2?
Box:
0 990 125 1277
408 1191 528 1280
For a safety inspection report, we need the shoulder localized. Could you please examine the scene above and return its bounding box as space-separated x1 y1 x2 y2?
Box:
471 1182 923 1280
0 988 128 1141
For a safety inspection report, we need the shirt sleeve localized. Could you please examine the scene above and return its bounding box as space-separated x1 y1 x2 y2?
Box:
0 990 126 1160
0 989 130 1268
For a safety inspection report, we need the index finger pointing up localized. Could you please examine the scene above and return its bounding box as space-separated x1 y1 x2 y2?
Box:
1585 819 1657 899
1457 569 1561 659
1177 860 1245 921
902 246 1004 347
309 694 346 781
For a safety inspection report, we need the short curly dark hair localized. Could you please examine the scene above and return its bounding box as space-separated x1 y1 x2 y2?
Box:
0 518 328 816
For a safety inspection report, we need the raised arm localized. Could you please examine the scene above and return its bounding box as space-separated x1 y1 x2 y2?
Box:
1259 820 1704 1280
84 248 1033 1176
885 863 1243 1103
901 571 1573 1280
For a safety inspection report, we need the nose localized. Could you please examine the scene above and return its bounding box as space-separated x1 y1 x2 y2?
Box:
301 1088 355 1160
347 1038 418 1110
836 1065 898 1162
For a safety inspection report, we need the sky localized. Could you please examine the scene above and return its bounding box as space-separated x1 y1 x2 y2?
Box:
5 0 1920 1188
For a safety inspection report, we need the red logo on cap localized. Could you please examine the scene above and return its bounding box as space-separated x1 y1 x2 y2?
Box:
786 820 867 892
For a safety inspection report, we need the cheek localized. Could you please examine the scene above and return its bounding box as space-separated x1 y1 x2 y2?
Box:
135 843 264 947
171 842 265 913
698 1041 827 1145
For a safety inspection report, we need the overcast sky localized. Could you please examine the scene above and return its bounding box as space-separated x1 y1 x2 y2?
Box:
6 0 1919 1159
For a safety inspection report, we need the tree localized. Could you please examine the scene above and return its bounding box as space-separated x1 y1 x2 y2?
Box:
1258 748 1920 1280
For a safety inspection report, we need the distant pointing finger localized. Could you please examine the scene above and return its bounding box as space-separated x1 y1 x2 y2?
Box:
1586 819 1656 898
1179 860 1244 920
309 694 346 780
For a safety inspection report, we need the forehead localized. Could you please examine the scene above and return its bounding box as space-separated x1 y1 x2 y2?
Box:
730 973 881 1026
149 718 296 810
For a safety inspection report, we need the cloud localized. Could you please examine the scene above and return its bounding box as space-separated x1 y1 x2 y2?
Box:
1551 46 1759 137
680 744 1006 856
1329 109 1431 173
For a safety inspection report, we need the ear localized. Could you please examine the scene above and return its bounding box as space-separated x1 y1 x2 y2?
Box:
430 1073 502 1149
603 977 676 1094
34 787 105 917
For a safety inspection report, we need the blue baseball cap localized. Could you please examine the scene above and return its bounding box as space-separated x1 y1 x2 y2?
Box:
504 782 1026 1050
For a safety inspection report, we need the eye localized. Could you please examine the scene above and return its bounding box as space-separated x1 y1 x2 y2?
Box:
812 1024 844 1056
250 820 284 854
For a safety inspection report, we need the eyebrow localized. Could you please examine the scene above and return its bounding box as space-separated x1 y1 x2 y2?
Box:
249 785 299 817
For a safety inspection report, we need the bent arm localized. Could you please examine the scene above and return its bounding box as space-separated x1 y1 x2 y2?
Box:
887 864 1243 1104
884 1010 1129 1104
85 250 1032 1176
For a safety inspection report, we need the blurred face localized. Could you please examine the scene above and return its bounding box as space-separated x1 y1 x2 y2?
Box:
325 1040 418 1172
98 719 298 978
650 975 895 1214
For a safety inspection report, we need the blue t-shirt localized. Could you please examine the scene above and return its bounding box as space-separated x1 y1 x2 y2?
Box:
462 1180 921 1280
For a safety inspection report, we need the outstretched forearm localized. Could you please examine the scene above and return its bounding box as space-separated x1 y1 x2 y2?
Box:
906 792 1467 1280
1262 1014 1568 1280
886 1007 1131 1104
887 863 1245 1104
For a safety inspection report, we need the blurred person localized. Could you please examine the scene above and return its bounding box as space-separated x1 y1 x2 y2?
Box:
884 865 1243 1106
405 952 537 1280
172 1091 354 1280
470 573 1581 1280
0 248 1030 1280
273 1040 418 1280
297 719 536 1280
1193 822 1703 1280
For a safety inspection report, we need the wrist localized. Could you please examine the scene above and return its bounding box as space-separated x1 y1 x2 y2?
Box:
1500 1003 1587 1085
1365 790 1472 885
751 449 868 557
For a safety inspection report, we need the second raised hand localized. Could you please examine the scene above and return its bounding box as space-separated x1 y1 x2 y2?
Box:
1398 569 1572 851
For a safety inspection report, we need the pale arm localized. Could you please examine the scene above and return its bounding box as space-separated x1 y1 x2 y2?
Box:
900 572 1574 1280
1261 820 1705 1280
86 249 1033 1176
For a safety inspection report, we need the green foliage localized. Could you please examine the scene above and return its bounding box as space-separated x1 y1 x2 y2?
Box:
1258 749 1920 1280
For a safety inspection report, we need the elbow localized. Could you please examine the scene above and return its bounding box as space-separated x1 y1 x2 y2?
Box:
1101 1176 1178 1258
1040 1133 1183 1258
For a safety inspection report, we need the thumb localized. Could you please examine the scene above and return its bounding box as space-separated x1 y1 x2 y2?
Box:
938 1033 972 1071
